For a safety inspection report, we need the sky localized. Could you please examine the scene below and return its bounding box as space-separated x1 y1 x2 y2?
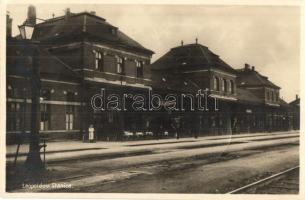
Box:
7 4 300 102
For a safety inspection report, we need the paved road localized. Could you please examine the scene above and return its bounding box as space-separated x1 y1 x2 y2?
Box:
7 131 299 193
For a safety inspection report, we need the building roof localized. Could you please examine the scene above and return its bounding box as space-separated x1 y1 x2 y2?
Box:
31 12 154 55
6 39 79 81
236 68 280 89
236 88 264 105
151 43 236 74
278 98 290 107
289 98 300 107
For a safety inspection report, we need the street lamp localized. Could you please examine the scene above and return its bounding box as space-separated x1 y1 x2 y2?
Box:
17 21 44 170
18 23 34 40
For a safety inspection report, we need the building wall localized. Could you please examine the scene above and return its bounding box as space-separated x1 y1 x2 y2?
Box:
83 42 151 78
6 75 84 143
210 70 236 96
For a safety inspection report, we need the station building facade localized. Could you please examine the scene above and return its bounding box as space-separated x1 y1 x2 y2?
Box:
150 43 293 137
6 6 298 143
6 7 154 143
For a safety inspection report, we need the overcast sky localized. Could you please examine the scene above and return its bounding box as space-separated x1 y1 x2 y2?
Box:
7 4 300 102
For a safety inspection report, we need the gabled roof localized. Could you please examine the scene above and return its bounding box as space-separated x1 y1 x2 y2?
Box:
236 68 280 89
31 12 154 55
151 43 236 74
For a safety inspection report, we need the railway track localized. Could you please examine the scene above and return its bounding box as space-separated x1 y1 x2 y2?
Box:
227 166 299 194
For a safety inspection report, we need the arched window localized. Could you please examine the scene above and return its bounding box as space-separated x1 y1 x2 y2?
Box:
214 76 220 91
230 80 234 94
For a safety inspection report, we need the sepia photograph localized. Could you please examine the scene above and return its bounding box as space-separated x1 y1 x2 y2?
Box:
2 0 303 198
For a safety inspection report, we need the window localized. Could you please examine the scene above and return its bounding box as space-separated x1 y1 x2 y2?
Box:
117 57 125 74
65 105 74 130
109 27 117 35
230 80 234 94
271 91 274 102
7 102 22 131
8 87 18 97
93 50 104 71
7 85 13 97
136 60 144 78
40 104 50 131
214 76 220 91
267 91 270 100
222 79 227 92
108 112 113 123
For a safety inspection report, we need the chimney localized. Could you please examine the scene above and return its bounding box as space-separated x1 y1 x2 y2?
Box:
245 63 250 71
251 66 255 71
296 94 299 100
90 11 96 15
65 8 71 20
6 12 12 38
195 38 198 44
27 5 36 26
181 40 184 46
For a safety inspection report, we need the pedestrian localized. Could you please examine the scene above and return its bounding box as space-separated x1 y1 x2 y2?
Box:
88 124 95 143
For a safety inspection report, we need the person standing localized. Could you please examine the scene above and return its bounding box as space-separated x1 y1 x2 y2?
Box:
88 124 95 143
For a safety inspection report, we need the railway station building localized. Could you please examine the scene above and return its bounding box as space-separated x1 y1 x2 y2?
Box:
6 6 297 143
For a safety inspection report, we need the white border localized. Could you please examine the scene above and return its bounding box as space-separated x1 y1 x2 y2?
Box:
0 0 304 200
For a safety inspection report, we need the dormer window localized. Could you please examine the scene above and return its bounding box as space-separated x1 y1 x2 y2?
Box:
93 50 103 71
117 56 125 74
109 27 117 35
136 60 144 78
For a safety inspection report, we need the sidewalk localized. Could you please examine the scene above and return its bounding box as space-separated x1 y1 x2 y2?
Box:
6 131 298 164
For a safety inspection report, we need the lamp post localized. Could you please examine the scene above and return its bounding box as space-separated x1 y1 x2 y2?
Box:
19 22 44 170
18 23 34 40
